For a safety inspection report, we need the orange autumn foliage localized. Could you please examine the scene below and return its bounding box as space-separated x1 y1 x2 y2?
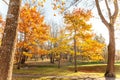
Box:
17 4 49 56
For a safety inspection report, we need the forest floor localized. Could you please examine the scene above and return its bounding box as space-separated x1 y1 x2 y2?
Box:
12 59 120 80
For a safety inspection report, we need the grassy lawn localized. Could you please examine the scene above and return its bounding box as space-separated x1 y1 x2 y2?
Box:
12 60 120 80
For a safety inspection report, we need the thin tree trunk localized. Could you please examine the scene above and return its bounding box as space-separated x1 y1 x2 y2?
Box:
50 53 53 63
52 54 55 64
20 55 27 64
105 26 115 77
58 54 62 68
0 0 21 80
74 32 77 72
17 51 22 69
68 54 73 62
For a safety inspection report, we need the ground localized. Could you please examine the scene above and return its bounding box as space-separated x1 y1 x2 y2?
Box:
12 59 120 80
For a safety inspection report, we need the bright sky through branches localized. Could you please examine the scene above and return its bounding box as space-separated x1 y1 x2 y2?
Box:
0 0 120 50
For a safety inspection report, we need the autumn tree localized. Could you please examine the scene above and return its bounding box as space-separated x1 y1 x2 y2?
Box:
80 39 105 61
16 3 49 68
64 8 92 72
93 34 108 62
64 8 105 72
0 0 21 80
49 28 71 68
95 0 119 77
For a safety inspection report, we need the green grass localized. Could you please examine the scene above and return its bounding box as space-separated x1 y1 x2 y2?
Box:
12 60 120 80
13 77 37 80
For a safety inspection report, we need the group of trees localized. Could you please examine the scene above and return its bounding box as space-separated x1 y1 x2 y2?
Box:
16 3 49 69
0 0 119 80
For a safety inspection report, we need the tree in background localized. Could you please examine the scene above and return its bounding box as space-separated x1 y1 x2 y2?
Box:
64 8 105 72
95 0 119 77
93 34 108 62
49 28 71 68
16 3 49 69
0 0 21 80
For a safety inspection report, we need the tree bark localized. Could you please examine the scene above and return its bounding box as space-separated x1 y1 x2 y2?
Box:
105 25 115 77
95 0 118 77
0 0 21 80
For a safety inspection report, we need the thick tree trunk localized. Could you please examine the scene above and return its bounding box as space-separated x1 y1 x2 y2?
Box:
105 26 115 77
95 0 118 77
0 0 21 80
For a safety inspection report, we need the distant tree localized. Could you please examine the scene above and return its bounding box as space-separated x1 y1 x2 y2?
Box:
0 0 21 80
93 34 107 62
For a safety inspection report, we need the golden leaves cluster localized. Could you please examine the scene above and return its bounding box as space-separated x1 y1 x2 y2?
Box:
17 4 49 55
64 8 105 61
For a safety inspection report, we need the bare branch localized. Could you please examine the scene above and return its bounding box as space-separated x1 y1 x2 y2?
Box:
2 0 8 5
105 0 111 20
64 0 82 13
95 0 110 29
111 0 119 25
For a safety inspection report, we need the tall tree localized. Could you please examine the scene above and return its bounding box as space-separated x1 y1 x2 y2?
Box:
16 4 49 69
95 0 119 77
0 0 21 80
64 8 92 72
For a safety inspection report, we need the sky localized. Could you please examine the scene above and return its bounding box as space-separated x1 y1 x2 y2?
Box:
0 0 8 18
0 0 120 50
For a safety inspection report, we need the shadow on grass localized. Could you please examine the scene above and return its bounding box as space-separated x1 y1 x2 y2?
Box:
69 64 120 74
13 61 120 80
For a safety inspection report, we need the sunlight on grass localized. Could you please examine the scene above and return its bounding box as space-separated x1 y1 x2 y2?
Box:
13 77 36 80
65 72 103 77
13 62 120 80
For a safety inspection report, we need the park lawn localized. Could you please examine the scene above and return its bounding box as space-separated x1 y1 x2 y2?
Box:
12 61 120 80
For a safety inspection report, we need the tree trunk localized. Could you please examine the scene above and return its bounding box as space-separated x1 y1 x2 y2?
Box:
20 55 27 64
50 53 53 63
68 54 73 62
17 52 22 69
95 0 118 77
74 34 77 72
0 0 21 80
105 26 115 77
52 55 55 64
58 54 61 68
50 53 54 63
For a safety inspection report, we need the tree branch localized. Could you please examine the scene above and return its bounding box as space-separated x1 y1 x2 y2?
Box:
95 0 110 29
64 0 82 13
2 0 8 5
111 0 119 25
105 0 111 20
